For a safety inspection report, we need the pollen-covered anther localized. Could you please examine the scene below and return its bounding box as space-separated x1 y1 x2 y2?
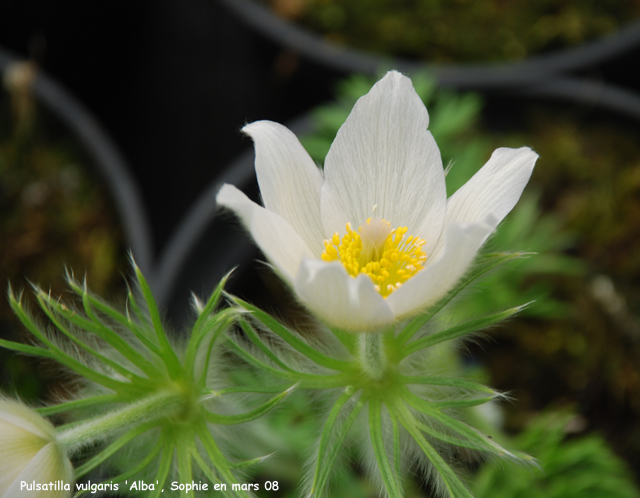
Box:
321 217 427 297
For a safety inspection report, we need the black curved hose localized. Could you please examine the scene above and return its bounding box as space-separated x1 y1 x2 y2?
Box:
218 0 640 89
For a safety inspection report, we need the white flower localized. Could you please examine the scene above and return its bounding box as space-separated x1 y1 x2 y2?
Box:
217 71 537 332
0 399 73 498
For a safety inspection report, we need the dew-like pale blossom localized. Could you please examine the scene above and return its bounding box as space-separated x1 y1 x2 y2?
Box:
217 71 538 331
0 399 73 498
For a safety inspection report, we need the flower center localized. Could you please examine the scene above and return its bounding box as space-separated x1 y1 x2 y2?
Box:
321 218 427 297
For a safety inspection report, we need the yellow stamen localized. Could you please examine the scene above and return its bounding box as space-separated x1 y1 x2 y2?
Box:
321 218 427 298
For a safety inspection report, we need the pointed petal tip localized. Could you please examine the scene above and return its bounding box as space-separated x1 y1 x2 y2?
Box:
241 120 284 143
491 145 539 172
238 119 326 252
216 183 252 211
379 69 408 82
442 145 539 234
240 119 264 135
373 69 417 94
240 119 289 139
214 183 314 282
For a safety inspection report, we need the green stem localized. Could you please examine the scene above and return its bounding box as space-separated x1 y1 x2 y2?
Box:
358 332 386 381
56 391 180 453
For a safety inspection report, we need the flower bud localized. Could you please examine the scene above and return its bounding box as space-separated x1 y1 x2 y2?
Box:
0 399 73 498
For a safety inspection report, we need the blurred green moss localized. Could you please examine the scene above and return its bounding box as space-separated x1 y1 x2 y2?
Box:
473 411 640 498
262 0 640 62
0 82 127 402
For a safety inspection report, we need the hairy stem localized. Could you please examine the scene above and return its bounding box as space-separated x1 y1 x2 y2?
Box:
57 391 180 453
358 332 387 381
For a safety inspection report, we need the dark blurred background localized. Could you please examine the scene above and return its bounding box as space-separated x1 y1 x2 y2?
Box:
0 0 340 254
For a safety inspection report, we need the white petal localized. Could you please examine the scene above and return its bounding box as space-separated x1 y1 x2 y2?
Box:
0 399 55 439
294 258 395 332
3 443 73 498
216 184 314 282
0 427 35 491
443 146 537 235
387 220 495 319
243 120 326 255
320 71 446 253
0 400 59 493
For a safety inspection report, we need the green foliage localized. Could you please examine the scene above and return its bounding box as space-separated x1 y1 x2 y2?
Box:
2 266 288 497
473 412 640 498
230 252 533 498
